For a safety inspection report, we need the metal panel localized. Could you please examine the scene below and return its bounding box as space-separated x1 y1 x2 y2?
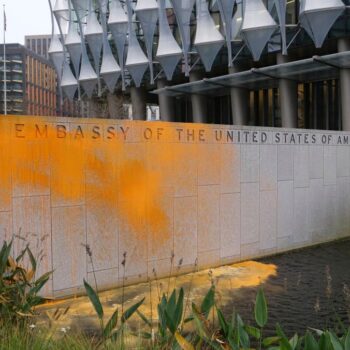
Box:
194 0 225 72
299 0 345 48
156 0 183 80
241 0 278 61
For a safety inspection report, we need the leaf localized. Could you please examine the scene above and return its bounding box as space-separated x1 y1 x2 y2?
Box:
319 333 332 350
136 310 152 328
344 330 350 350
103 308 118 339
165 307 177 334
192 304 210 340
201 286 215 319
16 244 28 264
245 325 261 340
0 241 12 274
8 256 17 270
238 323 250 349
216 307 228 337
329 331 343 350
174 288 184 328
175 331 195 350
255 288 268 328
276 324 292 350
121 297 144 323
158 302 167 333
305 331 319 350
309 328 324 337
167 289 177 317
83 279 104 320
26 247 37 273
262 336 281 347
26 269 35 282
289 334 299 350
228 337 240 350
29 272 51 296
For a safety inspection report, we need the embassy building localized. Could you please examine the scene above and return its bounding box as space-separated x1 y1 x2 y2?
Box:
49 0 350 130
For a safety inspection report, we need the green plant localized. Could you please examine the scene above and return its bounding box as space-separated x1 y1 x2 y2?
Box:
0 240 52 326
83 278 144 346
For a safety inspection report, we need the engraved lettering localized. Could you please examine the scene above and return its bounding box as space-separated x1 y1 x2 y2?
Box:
56 125 67 138
120 126 130 141
107 126 116 139
92 126 101 139
74 125 84 139
15 124 25 138
35 124 48 138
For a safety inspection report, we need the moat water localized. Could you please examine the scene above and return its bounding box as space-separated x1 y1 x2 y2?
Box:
40 238 350 336
230 238 350 335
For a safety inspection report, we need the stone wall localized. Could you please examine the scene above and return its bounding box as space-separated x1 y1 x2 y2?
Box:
0 115 349 297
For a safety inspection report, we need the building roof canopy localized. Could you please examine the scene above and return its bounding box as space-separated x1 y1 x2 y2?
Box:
152 51 350 97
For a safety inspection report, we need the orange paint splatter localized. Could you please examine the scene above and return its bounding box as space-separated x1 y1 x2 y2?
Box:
0 116 232 252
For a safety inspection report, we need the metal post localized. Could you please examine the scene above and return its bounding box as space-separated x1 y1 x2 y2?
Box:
229 66 249 125
277 54 298 128
3 5 6 115
189 70 207 123
157 79 175 122
338 38 350 131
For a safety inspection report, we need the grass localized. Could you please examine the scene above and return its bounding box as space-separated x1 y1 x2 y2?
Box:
1 239 350 349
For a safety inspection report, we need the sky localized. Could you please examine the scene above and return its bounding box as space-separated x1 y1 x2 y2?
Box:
3 0 52 44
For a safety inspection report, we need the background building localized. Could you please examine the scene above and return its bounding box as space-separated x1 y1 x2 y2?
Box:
0 43 57 115
48 0 350 129
25 35 52 61
25 35 90 118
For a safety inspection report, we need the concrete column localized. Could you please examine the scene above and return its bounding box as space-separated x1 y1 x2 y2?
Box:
190 71 207 123
88 98 102 118
229 66 249 125
338 38 350 131
157 79 175 122
277 54 298 128
130 86 147 120
107 92 125 119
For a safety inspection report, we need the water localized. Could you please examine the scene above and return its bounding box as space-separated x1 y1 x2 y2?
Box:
224 238 350 335
40 239 350 337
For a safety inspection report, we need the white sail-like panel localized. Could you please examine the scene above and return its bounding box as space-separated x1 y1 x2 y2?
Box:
79 53 98 97
217 0 235 66
241 0 278 61
299 0 345 48
194 0 225 72
99 0 121 93
71 0 98 97
48 34 65 79
53 0 69 32
125 0 148 87
156 0 183 80
85 1 103 74
61 61 78 100
65 1 82 77
170 0 195 76
274 0 287 55
109 0 128 89
53 0 69 19
73 0 88 19
135 0 158 84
